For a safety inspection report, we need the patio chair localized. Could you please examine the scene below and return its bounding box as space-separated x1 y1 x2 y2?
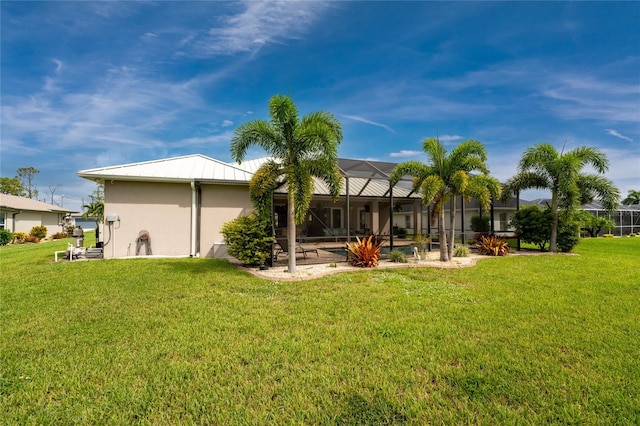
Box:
274 237 318 261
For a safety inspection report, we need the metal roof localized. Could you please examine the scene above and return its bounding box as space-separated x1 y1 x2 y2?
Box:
77 155 420 199
0 194 75 213
77 154 254 184
233 157 420 199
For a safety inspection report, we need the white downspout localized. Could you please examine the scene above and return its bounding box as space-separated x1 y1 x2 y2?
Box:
191 181 197 257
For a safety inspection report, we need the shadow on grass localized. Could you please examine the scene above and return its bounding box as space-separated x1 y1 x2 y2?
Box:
335 392 409 425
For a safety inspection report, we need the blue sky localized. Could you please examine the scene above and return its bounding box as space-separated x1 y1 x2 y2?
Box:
2 1 639 212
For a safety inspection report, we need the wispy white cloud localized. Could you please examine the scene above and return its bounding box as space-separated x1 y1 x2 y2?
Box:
390 150 422 158
141 32 158 41
171 132 234 148
222 120 234 127
605 129 633 142
437 134 463 143
342 114 395 133
189 1 333 56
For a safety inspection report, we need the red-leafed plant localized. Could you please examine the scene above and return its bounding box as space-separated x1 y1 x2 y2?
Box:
345 234 385 267
476 235 509 256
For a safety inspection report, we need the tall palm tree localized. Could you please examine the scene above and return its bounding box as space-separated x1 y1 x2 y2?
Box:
390 138 501 261
622 189 640 205
502 143 619 252
231 94 342 273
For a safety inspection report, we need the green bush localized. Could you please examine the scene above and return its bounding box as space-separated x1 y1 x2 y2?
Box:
389 249 408 263
453 245 470 257
510 205 552 251
221 214 273 266
0 229 13 246
557 221 580 252
29 225 48 239
470 215 490 233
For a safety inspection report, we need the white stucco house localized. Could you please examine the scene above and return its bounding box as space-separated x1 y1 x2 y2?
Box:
0 194 75 235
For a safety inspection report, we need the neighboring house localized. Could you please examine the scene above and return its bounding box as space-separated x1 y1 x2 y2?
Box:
77 155 423 259
0 194 75 235
531 199 640 236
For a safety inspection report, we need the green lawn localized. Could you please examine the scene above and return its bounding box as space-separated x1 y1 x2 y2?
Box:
1 237 639 424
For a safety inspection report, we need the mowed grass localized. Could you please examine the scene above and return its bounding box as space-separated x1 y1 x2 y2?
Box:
1 237 638 424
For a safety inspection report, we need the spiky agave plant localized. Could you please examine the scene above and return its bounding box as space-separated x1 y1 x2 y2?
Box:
345 234 385 267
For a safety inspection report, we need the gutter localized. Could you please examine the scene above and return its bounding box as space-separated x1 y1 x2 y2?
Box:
190 181 200 257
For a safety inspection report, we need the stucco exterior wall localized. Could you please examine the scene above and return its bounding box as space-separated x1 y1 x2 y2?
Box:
6 211 64 235
199 183 253 258
103 181 192 258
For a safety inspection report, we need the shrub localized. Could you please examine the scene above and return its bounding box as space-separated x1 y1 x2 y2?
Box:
0 229 13 246
220 214 273 266
454 245 470 257
477 236 509 256
23 235 40 243
389 249 408 263
470 215 490 233
396 228 408 239
602 233 614 238
345 234 385 267
510 205 551 250
557 221 580 252
29 225 48 239
12 232 27 244
51 232 68 240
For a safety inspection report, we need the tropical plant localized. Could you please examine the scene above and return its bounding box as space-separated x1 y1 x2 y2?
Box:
345 234 385 267
502 143 619 252
221 214 273 266
390 138 501 262
622 189 640 205
476 235 509 256
82 184 105 231
231 94 343 274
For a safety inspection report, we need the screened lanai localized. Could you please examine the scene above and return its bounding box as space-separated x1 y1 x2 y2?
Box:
268 158 421 249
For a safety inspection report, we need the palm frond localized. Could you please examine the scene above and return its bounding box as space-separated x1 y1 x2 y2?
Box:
569 146 609 173
230 120 281 162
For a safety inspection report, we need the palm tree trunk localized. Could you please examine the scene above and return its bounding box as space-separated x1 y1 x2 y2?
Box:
448 197 456 260
438 208 449 261
287 192 297 273
549 191 558 253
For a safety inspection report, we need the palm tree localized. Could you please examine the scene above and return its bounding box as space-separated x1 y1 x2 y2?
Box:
622 189 640 205
231 94 343 273
390 138 501 261
502 143 619 252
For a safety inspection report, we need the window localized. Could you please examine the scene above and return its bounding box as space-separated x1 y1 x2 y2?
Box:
0 212 5 230
499 213 508 231
331 208 342 228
